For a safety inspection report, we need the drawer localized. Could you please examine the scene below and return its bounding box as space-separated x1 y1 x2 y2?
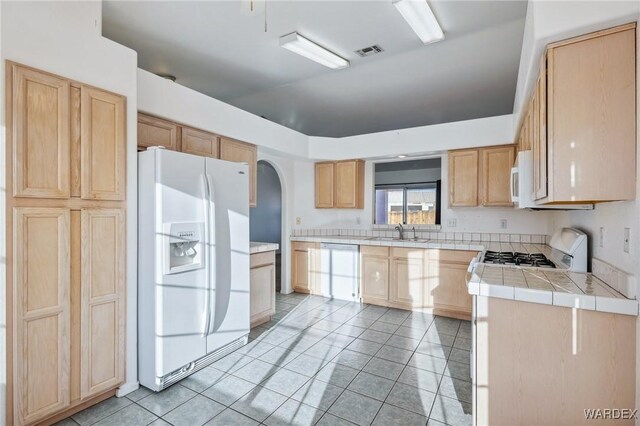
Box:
250 251 275 268
391 247 428 260
291 241 318 251
360 245 389 257
428 249 477 264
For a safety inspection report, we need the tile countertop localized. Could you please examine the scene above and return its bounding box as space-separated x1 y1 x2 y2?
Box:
250 242 279 254
468 263 638 316
290 235 639 316
290 235 550 253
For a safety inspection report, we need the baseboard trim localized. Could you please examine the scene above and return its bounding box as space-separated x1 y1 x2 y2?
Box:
116 381 140 398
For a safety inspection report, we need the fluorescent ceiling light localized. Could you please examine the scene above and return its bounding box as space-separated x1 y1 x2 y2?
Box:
393 0 444 44
280 32 349 69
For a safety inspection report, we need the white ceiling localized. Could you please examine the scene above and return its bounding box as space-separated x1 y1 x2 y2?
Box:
103 0 528 137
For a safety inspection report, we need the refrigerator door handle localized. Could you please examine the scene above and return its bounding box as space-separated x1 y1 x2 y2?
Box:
206 173 216 336
201 173 212 337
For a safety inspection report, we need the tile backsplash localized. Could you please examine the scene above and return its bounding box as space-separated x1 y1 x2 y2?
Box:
290 228 549 244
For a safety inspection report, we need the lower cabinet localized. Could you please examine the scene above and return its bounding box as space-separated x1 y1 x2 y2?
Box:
291 242 319 294
361 246 476 320
250 251 276 327
13 207 126 425
360 246 390 306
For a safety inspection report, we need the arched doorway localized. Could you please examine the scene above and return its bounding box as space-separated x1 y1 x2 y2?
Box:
250 160 283 291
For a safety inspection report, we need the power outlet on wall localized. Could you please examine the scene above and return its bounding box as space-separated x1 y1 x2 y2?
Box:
447 218 457 228
500 219 508 229
624 228 630 253
356 217 361 225
599 227 604 248
296 217 301 225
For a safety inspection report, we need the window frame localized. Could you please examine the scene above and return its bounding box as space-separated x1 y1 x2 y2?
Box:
374 180 441 225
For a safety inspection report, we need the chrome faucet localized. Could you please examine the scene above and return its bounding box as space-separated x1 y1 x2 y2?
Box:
412 226 417 240
394 223 405 240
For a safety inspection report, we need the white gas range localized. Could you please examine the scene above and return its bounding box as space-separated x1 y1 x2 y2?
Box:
479 227 587 272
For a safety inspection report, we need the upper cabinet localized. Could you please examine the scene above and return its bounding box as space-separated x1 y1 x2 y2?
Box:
448 149 479 207
520 23 637 204
11 65 70 198
136 113 258 207
137 113 180 151
315 162 334 208
220 137 258 207
448 145 514 207
314 159 364 209
480 146 516 207
81 86 126 201
181 126 218 158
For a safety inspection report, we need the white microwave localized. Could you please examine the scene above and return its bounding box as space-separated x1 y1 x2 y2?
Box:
511 151 592 210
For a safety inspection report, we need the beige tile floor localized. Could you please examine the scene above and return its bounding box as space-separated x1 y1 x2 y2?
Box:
58 293 472 426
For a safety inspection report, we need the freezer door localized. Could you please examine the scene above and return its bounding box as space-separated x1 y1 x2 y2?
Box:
205 157 250 353
155 149 209 376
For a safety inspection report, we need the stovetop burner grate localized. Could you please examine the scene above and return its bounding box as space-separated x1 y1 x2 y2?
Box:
483 251 556 268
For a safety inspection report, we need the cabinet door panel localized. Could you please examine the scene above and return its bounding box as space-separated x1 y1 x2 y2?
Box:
548 27 635 202
448 150 478 207
220 137 257 207
315 162 334 208
429 261 472 315
12 65 70 198
250 263 276 323
293 249 310 292
390 258 424 308
361 255 389 305
81 86 126 201
480 146 515 207
80 208 125 398
182 127 218 158
334 160 364 209
14 207 70 424
137 113 179 150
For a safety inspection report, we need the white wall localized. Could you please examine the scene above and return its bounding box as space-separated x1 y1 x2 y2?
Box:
0 1 140 413
137 69 309 159
308 114 514 160
292 153 553 235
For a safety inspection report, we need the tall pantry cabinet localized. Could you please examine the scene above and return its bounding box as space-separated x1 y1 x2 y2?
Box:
6 62 127 425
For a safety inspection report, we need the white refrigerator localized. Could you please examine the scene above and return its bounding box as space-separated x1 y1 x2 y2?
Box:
138 148 250 391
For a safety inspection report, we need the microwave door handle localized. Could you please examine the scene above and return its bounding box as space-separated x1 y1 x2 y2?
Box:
510 168 516 201
201 174 211 337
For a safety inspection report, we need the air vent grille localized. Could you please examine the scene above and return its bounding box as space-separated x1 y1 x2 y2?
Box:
355 45 384 58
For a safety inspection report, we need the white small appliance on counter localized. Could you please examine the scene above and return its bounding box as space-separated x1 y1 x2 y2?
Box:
510 151 593 210
138 148 250 391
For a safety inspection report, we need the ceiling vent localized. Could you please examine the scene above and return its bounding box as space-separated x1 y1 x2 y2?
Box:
354 45 384 58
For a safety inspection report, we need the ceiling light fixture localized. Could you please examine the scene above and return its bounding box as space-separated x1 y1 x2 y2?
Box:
280 32 349 69
393 0 444 44
397 155 407 158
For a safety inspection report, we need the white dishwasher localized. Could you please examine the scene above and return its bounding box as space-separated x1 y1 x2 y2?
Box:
319 243 360 301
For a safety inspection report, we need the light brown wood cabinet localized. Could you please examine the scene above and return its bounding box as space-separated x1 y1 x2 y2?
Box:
314 162 334 208
358 245 476 320
475 296 635 425
291 242 319 294
448 149 478 207
7 63 127 426
518 23 637 204
360 246 390 306
314 160 364 209
137 114 258 206
181 126 219 158
479 146 516 207
220 137 258 207
448 145 515 208
137 113 180 151
250 251 276 327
